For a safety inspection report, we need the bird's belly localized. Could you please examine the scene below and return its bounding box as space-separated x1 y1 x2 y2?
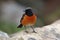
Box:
26 24 33 26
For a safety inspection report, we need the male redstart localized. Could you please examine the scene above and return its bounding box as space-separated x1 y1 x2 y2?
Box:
17 8 37 33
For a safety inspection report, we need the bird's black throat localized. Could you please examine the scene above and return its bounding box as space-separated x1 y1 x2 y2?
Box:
25 9 33 16
26 13 33 16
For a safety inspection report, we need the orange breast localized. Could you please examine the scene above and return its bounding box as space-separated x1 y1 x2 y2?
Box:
21 14 37 26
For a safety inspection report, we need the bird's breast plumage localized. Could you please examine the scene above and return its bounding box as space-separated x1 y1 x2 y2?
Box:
21 14 36 26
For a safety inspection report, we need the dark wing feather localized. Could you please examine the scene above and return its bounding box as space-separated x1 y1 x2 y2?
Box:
17 14 25 28
20 14 25 22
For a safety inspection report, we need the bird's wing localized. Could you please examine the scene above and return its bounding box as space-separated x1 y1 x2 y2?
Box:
20 14 25 22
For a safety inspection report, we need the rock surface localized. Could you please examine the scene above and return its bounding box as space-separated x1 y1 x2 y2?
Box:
10 19 60 40
0 31 9 40
0 19 60 40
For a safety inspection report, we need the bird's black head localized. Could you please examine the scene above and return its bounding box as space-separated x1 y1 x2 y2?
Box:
25 9 33 16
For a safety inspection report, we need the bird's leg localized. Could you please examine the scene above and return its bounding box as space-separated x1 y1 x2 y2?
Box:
31 26 37 33
24 26 28 33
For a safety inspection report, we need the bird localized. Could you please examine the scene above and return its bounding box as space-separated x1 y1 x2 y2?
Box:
17 8 37 33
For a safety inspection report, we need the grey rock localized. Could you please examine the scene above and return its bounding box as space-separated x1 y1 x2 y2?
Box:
28 38 36 40
0 31 9 38
0 31 9 40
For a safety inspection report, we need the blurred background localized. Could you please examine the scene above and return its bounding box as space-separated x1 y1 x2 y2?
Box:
0 0 60 34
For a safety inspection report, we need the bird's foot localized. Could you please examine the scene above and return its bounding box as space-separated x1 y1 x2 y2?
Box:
32 31 37 33
25 31 29 33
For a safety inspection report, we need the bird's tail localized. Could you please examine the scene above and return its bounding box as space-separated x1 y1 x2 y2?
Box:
17 24 23 28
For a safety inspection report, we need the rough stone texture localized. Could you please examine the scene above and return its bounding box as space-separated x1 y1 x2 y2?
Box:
0 19 60 40
0 31 9 40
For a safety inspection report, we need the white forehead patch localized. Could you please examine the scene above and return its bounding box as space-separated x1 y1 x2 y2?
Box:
25 7 32 10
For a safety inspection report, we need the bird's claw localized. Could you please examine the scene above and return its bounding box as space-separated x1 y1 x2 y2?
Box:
25 31 29 33
32 31 37 33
